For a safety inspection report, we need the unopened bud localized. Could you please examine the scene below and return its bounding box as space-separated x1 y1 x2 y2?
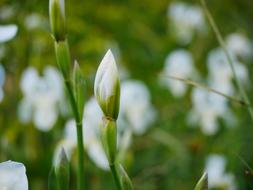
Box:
49 0 66 41
94 49 120 120
54 148 70 190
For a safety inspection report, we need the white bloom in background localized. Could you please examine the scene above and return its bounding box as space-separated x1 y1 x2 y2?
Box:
18 66 65 131
188 88 229 135
207 48 249 95
161 49 194 97
205 154 236 190
188 47 247 135
225 33 252 60
119 80 156 135
0 64 5 102
0 160 28 190
24 14 46 30
168 2 206 44
0 25 18 43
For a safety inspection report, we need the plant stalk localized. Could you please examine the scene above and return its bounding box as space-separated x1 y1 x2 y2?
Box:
110 163 123 190
55 41 85 190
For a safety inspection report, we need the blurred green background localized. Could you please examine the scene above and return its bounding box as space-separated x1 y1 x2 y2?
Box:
1 0 253 189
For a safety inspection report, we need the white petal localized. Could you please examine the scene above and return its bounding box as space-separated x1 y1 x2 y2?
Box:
34 107 57 131
64 119 77 145
94 49 119 104
0 25 18 43
205 155 236 189
119 80 156 135
18 98 33 123
82 97 103 145
20 67 39 96
226 33 252 59
162 49 194 97
0 160 28 190
87 141 109 170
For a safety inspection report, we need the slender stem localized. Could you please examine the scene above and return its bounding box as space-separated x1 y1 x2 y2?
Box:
54 40 85 190
200 0 253 122
65 80 85 190
110 163 123 190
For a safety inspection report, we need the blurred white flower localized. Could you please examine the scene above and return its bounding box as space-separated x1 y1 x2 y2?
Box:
168 2 206 44
161 49 194 97
18 66 65 131
205 154 236 190
188 88 229 135
225 33 252 60
0 160 28 190
0 25 18 43
0 64 5 102
24 14 46 30
188 47 247 135
207 48 249 95
119 80 156 135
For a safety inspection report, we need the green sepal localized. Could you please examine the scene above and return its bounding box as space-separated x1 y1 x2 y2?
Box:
54 40 71 80
100 117 117 164
97 78 120 120
73 60 86 120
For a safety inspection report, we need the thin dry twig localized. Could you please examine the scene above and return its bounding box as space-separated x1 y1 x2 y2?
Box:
162 74 249 107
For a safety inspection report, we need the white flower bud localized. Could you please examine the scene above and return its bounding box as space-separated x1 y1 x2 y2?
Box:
94 49 120 119
0 160 28 190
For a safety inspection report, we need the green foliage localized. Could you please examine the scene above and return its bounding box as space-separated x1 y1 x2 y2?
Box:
1 0 253 189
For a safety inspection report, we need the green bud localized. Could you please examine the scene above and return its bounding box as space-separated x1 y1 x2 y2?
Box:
94 49 120 120
100 117 117 164
119 165 133 190
54 148 70 190
194 172 208 190
73 60 86 119
54 40 71 80
49 0 66 41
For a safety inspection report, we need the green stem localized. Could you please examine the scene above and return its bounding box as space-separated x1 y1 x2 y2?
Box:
54 40 85 190
65 81 84 190
200 0 253 123
110 163 123 190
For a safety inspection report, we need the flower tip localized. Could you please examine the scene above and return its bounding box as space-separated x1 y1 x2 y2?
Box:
103 49 116 66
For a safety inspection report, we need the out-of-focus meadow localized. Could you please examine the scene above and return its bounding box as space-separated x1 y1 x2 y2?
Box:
1 0 253 189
